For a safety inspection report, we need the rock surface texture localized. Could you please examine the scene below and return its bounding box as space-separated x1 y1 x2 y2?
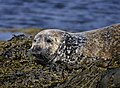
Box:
0 23 120 88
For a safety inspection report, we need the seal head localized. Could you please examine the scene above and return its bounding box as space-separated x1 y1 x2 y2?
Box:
30 29 64 64
30 29 87 65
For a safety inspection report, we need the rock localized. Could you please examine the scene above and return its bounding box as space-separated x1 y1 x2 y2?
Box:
0 23 120 88
99 68 120 88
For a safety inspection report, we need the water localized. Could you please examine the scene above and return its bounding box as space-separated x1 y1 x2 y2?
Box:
0 0 120 40
0 32 23 41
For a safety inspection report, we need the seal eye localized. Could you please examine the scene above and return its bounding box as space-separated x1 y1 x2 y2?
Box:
46 39 52 43
33 39 36 42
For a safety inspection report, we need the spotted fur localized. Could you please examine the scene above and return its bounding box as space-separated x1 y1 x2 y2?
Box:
52 32 87 64
30 24 120 65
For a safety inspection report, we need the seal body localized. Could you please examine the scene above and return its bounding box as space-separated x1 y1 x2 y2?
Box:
30 24 120 64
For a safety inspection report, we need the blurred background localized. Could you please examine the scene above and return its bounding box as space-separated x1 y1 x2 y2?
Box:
0 0 120 40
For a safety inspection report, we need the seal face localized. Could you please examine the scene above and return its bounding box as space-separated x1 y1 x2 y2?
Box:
30 29 65 64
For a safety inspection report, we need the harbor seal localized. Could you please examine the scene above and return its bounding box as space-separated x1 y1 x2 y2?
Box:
30 24 120 65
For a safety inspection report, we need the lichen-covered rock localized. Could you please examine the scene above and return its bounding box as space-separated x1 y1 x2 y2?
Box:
0 24 120 88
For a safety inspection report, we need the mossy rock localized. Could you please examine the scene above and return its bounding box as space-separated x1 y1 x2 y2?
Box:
0 34 120 88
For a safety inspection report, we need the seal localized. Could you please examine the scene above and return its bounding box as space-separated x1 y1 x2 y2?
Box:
30 24 120 65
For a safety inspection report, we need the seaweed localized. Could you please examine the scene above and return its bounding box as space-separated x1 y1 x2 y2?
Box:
0 33 120 88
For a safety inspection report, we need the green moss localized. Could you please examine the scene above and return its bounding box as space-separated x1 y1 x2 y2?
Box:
0 34 66 88
0 33 120 88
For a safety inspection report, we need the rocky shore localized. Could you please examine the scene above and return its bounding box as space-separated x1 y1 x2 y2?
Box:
0 24 120 88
